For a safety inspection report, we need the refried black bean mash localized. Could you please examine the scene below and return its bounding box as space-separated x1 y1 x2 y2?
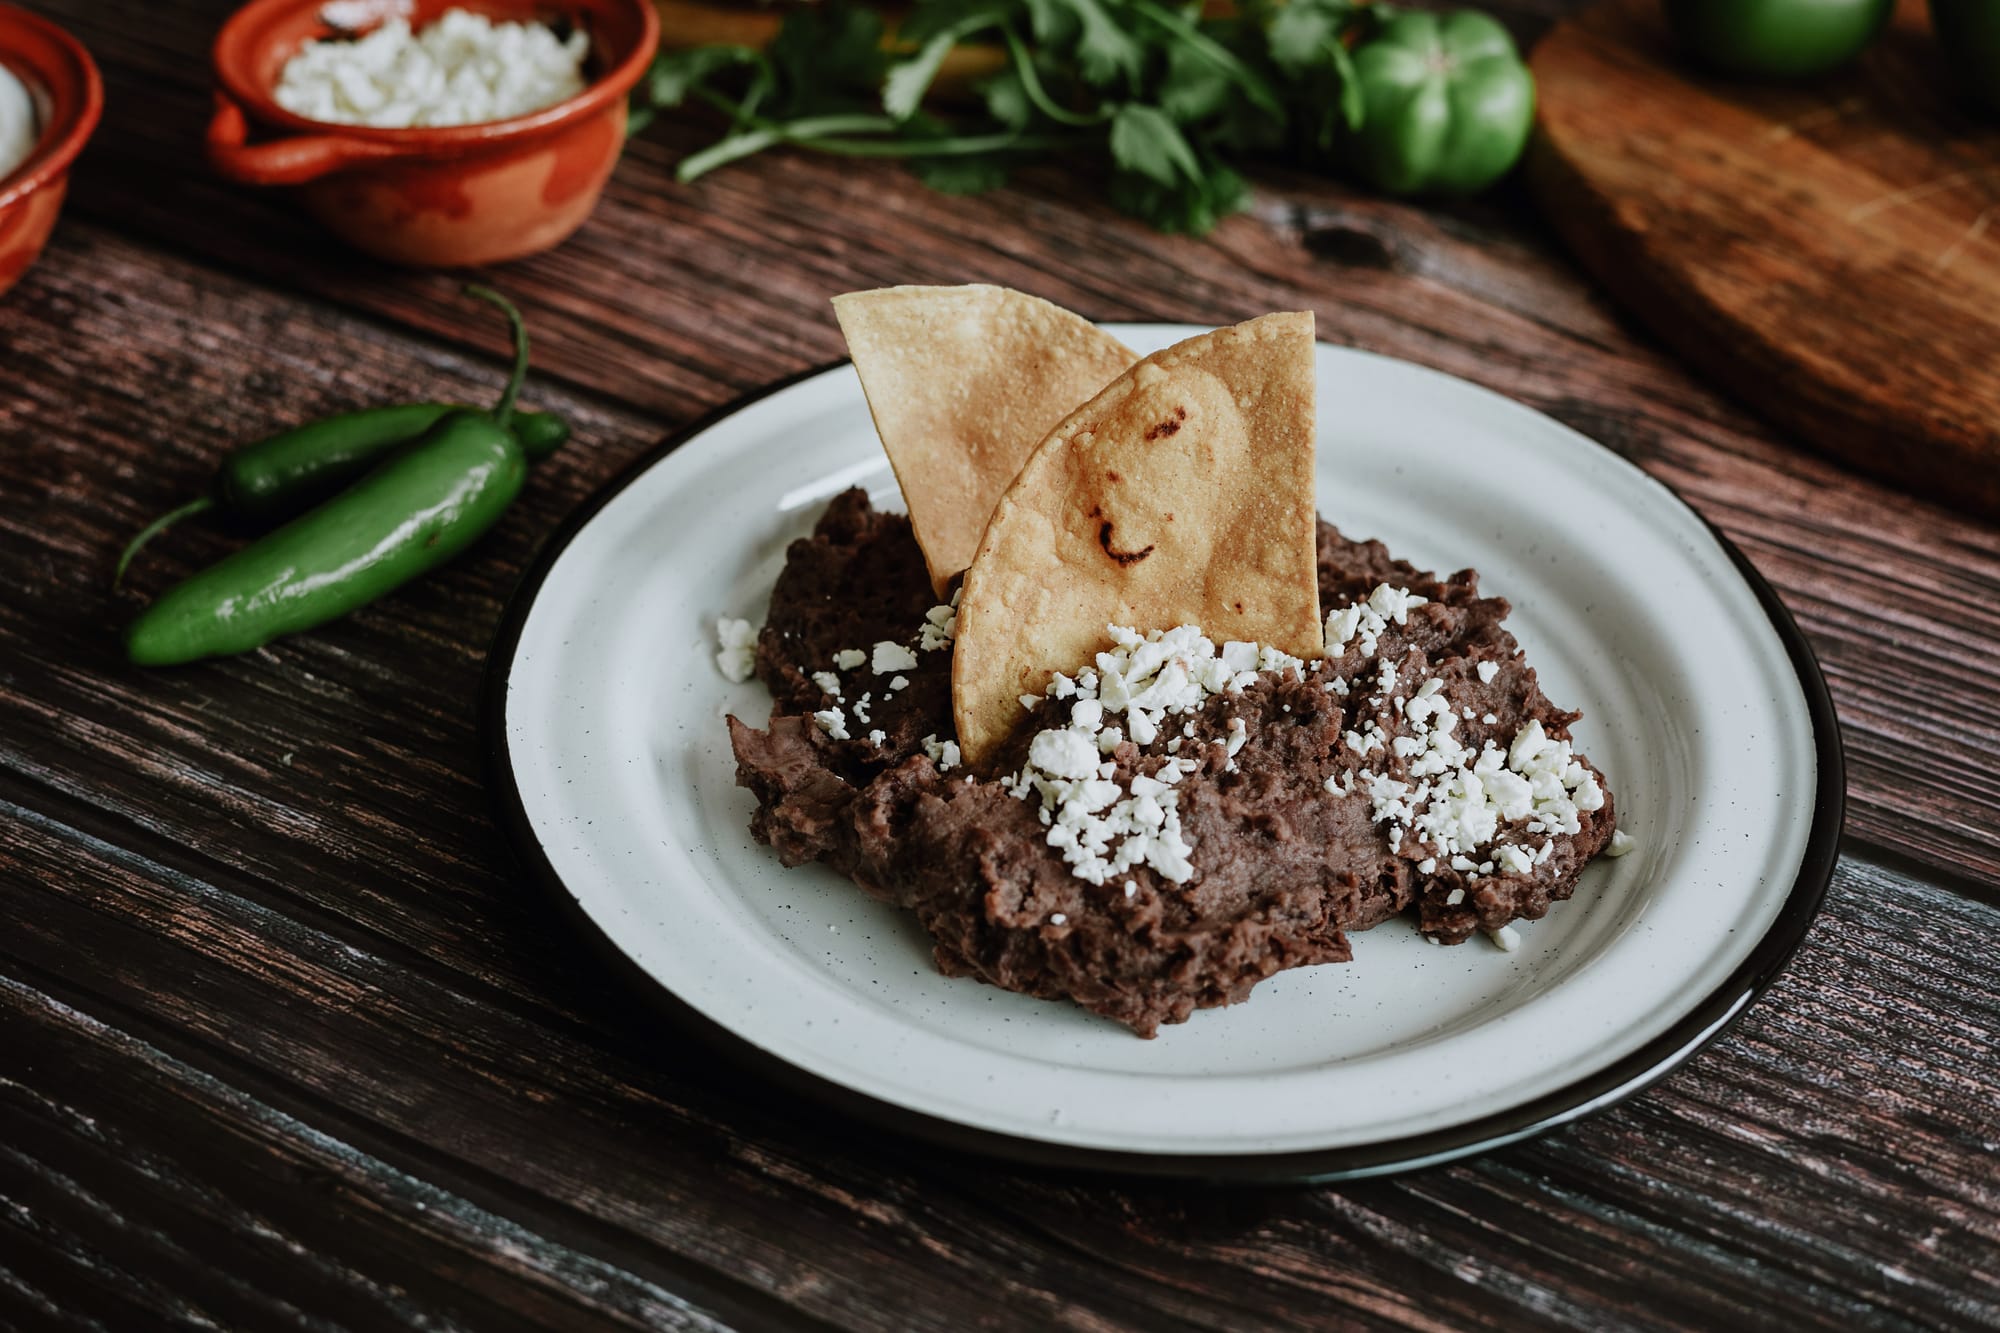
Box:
728 489 1619 1037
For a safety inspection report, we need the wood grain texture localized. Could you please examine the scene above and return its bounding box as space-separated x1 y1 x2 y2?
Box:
5 790 1996 1331
1530 0 2000 515
1 0 1999 1325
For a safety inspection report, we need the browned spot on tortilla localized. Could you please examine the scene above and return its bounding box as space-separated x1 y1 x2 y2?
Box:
951 312 1322 768
1098 522 1154 566
1106 470 1121 482
1144 405 1188 441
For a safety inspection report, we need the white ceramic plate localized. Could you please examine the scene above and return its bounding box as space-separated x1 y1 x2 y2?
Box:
485 328 1842 1181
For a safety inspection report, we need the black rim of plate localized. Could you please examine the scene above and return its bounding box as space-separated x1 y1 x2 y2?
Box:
479 355 1847 1185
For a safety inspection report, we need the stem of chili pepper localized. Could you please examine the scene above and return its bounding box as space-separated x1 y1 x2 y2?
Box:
113 497 216 590
462 285 528 430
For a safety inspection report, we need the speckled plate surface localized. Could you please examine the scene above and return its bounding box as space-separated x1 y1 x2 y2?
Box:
484 328 1842 1181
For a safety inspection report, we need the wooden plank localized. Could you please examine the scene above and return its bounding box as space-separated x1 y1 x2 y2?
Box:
0 976 755 1333
3 759 1996 1329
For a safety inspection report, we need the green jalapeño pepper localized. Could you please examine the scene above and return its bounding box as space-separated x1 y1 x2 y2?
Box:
1347 11 1537 197
1663 0 1893 80
125 287 549 667
114 401 568 587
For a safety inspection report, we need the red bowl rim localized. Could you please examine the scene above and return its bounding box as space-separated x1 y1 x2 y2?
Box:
0 4 105 212
211 0 661 146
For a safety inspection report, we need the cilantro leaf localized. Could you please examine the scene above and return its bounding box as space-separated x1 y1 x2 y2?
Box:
885 10 1003 120
1265 3 1340 76
768 2 887 116
1109 157 1249 234
1327 36 1363 133
648 45 765 108
1108 102 1202 187
1063 0 1146 87
1021 0 1081 49
981 67 1035 130
1158 42 1233 123
885 33 962 120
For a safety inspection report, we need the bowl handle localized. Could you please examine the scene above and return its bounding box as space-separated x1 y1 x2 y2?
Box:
206 92 412 185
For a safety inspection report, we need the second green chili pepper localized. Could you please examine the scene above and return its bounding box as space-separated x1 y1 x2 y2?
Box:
125 287 549 667
114 400 569 587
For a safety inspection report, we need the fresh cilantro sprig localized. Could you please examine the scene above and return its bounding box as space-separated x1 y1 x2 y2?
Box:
636 0 1375 235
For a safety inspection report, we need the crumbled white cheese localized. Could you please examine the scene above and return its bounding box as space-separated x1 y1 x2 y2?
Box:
852 693 872 724
1344 723 1385 756
921 734 961 772
1606 828 1636 858
274 9 589 129
1320 602 1607 884
1325 584 1428 659
918 596 960 652
872 641 919 674
833 648 867 671
0 61 34 184
714 617 758 683
888 675 910 692
811 670 842 698
866 729 886 747
1049 913 1068 925
811 708 849 741
1488 924 1522 952
1477 661 1500 684
1029 728 1100 780
1006 624 1305 887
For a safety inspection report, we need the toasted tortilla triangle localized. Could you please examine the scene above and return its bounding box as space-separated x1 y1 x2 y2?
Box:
833 285 1138 596
951 312 1324 769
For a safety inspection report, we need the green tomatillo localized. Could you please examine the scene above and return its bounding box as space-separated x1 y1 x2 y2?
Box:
1929 0 2000 115
1346 11 1537 197
1663 0 1894 79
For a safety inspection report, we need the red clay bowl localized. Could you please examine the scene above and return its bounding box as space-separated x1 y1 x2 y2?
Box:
209 0 659 267
0 5 103 298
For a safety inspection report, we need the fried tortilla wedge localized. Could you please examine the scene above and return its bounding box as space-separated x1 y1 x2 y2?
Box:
952 312 1324 769
832 285 1138 597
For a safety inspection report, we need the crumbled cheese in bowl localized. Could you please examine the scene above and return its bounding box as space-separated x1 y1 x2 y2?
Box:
0 60 36 183
274 9 590 129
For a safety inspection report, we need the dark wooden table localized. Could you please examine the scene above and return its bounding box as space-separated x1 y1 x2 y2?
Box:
5 1 1999 1327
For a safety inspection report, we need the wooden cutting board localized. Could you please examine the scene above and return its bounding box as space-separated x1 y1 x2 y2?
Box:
1529 0 2000 517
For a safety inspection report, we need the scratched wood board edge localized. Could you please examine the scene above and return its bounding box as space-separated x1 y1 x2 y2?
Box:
1526 0 2000 519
